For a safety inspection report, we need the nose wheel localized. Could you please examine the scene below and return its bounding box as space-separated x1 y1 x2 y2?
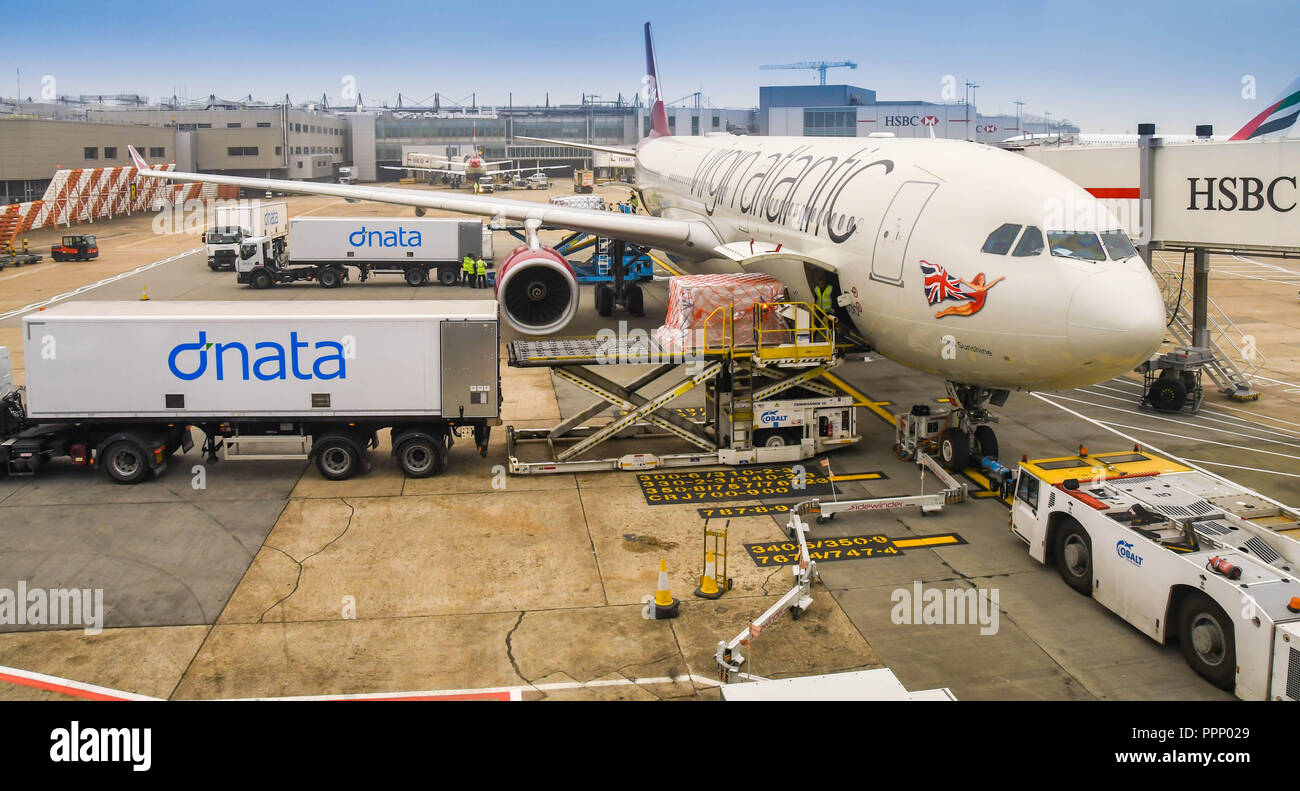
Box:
592 240 646 319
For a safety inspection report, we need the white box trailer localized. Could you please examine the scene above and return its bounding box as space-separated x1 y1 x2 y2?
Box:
238 217 489 289
204 201 288 271
1 301 499 484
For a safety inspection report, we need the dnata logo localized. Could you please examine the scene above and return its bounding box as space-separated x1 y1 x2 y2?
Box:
1116 539 1144 567
348 226 424 248
169 332 347 381
759 410 786 425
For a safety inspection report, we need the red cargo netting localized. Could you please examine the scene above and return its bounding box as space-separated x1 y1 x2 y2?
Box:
653 273 786 351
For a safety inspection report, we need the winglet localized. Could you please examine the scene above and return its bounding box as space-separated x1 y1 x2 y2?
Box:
127 144 149 171
644 22 670 138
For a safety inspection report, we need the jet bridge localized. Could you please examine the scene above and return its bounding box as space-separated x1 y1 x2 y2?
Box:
505 302 864 473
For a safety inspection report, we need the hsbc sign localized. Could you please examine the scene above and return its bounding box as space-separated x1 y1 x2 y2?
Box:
921 116 939 127
884 116 922 127
977 124 998 133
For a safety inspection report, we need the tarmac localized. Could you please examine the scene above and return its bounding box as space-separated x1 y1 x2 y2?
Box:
3 180 1299 700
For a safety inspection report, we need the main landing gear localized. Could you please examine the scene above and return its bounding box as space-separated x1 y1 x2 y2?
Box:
897 382 1009 472
592 239 646 320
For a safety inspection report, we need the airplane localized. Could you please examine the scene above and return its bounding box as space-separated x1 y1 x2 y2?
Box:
383 151 566 187
999 75 1299 148
127 21 1167 471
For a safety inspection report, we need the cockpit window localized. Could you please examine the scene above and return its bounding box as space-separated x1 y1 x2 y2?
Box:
1012 226 1044 257
1047 231 1106 261
981 223 1022 255
1100 231 1139 260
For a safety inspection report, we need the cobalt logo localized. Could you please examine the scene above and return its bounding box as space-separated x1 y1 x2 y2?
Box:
1116 539 1144 567
169 331 348 381
348 226 424 247
759 410 787 425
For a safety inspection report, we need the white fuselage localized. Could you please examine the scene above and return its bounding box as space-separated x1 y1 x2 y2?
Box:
633 134 1166 391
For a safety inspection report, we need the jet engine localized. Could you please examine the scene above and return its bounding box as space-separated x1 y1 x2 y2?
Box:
494 245 580 335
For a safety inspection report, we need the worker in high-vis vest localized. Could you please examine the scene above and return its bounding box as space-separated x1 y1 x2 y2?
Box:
814 276 834 316
475 257 487 289
461 255 475 286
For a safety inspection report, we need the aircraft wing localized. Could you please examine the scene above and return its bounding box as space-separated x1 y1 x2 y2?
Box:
128 146 720 252
381 164 467 176
487 165 569 176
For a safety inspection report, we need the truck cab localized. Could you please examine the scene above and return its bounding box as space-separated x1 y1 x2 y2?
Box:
1012 448 1300 700
235 233 294 286
50 234 98 262
204 225 247 271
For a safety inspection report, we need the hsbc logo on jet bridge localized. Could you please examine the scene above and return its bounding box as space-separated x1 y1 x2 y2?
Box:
1187 176 1296 212
168 332 348 381
884 116 923 127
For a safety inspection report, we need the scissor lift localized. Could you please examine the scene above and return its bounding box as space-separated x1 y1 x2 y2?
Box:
505 302 863 474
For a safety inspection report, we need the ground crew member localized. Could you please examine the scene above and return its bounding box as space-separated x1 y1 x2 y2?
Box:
475 257 487 289
814 275 837 341
461 255 475 286
628 190 639 214
22 238 29 254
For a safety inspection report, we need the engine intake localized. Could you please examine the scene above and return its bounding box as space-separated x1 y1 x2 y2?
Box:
494 245 579 335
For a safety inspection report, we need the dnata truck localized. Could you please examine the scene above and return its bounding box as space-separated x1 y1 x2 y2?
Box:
0 301 499 484
238 217 490 289
1011 447 1300 700
203 201 288 271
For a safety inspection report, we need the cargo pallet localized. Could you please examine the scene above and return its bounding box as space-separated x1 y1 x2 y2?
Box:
505 302 864 474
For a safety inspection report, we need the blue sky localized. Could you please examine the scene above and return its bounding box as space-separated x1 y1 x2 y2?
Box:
6 0 1297 134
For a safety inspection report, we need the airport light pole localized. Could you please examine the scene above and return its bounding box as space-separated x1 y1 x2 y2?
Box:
964 81 979 141
1014 100 1024 135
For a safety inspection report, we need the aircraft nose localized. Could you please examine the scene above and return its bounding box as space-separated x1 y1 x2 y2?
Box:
1066 268 1166 371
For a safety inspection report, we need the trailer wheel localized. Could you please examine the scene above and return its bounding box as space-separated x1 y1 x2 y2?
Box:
318 267 344 289
938 427 970 472
1054 519 1093 595
754 429 786 448
403 266 428 287
1148 375 1187 413
595 284 614 317
395 435 445 478
436 266 458 286
102 440 149 485
625 284 645 317
249 269 274 290
314 438 360 481
1178 592 1236 690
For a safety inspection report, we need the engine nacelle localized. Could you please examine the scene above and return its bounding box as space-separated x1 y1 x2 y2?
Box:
494 245 580 335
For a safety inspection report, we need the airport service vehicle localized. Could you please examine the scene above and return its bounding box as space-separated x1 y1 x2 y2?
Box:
1011 448 1300 700
49 235 98 262
0 301 499 483
128 21 1168 466
338 166 355 185
238 217 489 289
572 170 594 194
203 202 288 271
525 172 550 190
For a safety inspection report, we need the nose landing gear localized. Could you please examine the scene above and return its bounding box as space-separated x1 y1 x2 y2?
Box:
898 383 1009 473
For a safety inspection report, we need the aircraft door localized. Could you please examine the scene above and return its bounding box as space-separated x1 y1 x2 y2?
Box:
870 181 938 285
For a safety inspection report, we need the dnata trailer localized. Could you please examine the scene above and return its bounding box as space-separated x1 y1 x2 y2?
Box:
1011 447 1300 700
204 202 287 271
0 301 499 484
239 217 489 289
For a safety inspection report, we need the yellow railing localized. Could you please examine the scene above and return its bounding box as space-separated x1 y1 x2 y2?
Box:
700 301 836 359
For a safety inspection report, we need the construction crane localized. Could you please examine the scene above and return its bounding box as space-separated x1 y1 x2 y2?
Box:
760 61 858 86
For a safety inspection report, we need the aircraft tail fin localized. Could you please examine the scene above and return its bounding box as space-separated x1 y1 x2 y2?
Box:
644 22 670 138
127 144 149 171
1230 75 1300 140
